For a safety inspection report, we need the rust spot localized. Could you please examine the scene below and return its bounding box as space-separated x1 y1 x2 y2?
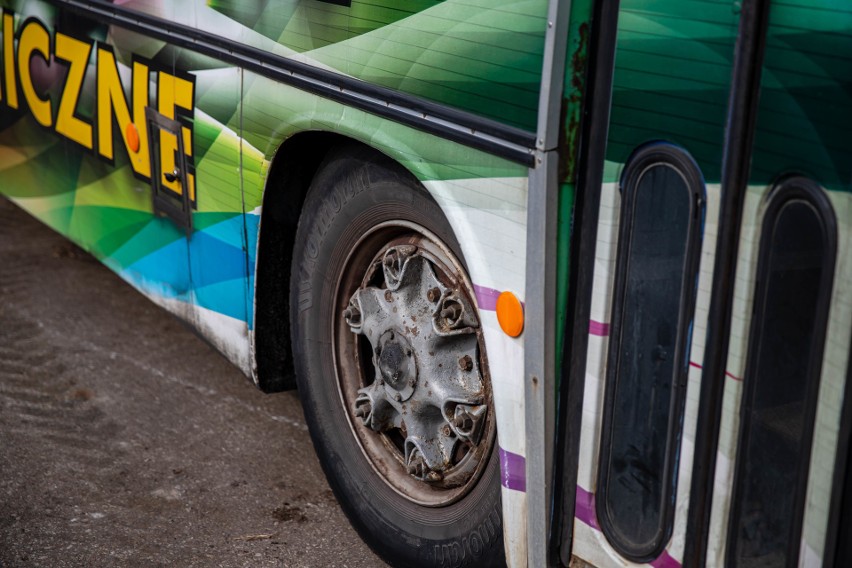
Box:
560 21 591 183
572 23 590 83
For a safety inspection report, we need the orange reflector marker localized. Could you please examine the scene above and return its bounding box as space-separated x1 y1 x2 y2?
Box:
496 291 524 337
125 122 140 153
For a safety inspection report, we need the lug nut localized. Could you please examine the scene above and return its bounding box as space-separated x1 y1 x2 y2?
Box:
441 304 462 321
426 471 443 482
436 296 466 329
384 251 400 274
407 453 425 478
458 355 473 372
453 411 473 433
354 402 371 419
427 287 441 303
343 304 361 326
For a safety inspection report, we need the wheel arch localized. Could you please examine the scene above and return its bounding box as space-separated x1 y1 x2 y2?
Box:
252 131 429 393
252 130 340 392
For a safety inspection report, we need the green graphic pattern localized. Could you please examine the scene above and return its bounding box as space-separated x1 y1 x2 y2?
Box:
0 0 529 331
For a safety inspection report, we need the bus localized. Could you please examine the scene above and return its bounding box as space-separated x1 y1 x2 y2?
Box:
0 0 849 566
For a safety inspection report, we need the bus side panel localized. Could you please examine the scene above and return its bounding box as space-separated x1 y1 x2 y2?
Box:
0 2 256 372
108 17 256 371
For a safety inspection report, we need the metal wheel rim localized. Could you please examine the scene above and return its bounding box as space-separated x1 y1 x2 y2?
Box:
332 220 496 507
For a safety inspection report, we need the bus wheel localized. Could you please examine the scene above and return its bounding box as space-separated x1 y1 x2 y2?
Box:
290 145 505 567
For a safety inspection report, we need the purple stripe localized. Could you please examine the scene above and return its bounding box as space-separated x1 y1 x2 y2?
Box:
575 486 682 567
589 320 610 336
474 285 501 311
574 486 599 529
498 447 526 492
650 551 682 568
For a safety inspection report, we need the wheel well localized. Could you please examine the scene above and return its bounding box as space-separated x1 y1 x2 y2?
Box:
254 131 356 392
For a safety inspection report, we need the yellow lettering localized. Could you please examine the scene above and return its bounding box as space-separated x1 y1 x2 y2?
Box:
18 20 52 127
0 11 200 206
97 48 150 177
54 32 93 149
128 60 151 177
2 12 16 108
157 71 194 200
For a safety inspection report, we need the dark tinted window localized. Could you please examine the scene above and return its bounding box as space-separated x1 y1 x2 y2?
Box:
597 144 704 561
828 333 852 566
727 178 836 567
829 424 852 567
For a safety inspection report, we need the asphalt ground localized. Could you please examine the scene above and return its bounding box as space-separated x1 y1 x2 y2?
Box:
0 196 387 567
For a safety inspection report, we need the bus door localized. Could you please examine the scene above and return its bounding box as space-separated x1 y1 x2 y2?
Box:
556 0 852 567
685 0 852 566
556 0 738 564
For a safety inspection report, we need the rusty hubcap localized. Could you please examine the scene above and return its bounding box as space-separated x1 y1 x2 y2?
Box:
335 222 494 506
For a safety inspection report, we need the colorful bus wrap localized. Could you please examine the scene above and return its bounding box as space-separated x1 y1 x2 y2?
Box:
0 0 555 566
2 0 852 567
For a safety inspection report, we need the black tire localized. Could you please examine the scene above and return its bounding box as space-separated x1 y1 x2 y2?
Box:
290 144 505 568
